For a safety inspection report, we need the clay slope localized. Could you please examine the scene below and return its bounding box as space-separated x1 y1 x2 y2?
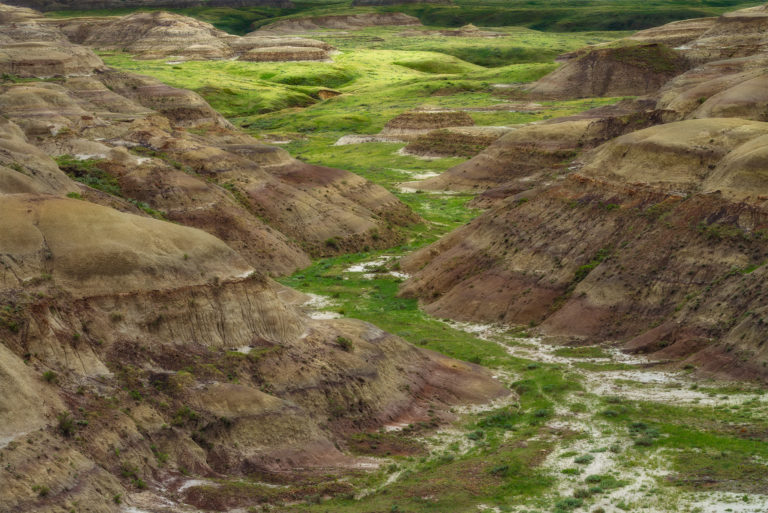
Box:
252 12 421 34
0 194 506 513
50 10 333 61
401 117 768 380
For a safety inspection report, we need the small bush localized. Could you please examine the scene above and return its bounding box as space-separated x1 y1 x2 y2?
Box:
336 336 354 352
42 370 57 383
57 412 76 437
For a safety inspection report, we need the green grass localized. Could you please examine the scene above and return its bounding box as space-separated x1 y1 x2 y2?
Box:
48 0 762 34
552 346 612 359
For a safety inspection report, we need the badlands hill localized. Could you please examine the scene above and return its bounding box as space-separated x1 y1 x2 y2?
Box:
0 3 508 512
401 5 768 381
48 10 334 61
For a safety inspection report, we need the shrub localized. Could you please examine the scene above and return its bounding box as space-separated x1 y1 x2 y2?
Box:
57 412 76 437
42 370 57 383
336 336 354 352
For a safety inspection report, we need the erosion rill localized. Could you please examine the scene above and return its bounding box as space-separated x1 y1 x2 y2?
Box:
2 2 768 513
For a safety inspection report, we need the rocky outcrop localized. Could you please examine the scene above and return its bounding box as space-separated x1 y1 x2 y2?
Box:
655 55 768 121
400 58 768 381
400 170 768 381
252 12 421 34
0 5 507 510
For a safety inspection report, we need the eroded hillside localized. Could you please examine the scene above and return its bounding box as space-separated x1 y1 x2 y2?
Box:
2 2 768 513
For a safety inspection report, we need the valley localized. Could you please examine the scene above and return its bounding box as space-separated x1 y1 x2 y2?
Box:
1 1 768 513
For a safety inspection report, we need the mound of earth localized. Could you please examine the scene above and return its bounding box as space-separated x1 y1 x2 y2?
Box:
3 0 293 11
379 109 475 141
525 43 688 99
56 11 235 60
252 12 421 34
0 3 68 42
399 33 768 380
52 11 334 61
402 125 514 158
240 45 329 61
0 6 507 509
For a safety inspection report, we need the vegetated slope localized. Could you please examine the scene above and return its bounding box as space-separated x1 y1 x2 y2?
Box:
400 5 768 381
0 3 507 512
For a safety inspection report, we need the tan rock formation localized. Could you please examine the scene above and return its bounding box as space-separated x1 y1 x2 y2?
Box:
252 12 421 34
